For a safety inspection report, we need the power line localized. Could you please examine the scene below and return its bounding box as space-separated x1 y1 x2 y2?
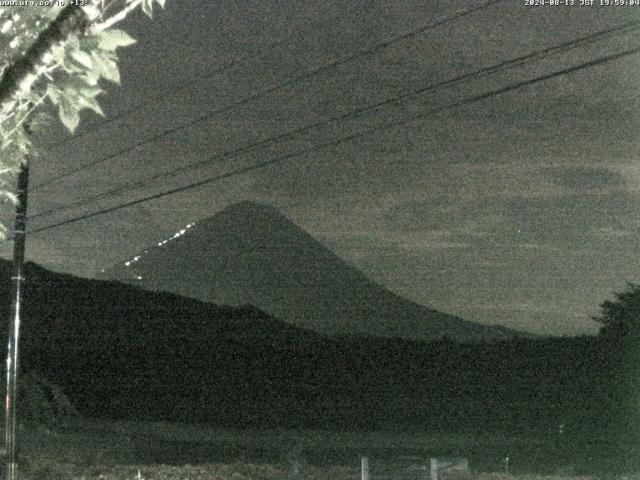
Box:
31 0 506 192
44 2 367 149
25 45 640 238
28 20 640 221
45 39 291 148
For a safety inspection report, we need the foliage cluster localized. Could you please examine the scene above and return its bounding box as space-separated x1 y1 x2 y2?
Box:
593 283 640 339
0 0 165 235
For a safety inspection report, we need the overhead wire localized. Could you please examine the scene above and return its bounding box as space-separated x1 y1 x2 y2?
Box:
45 38 292 148
44 2 368 149
23 45 640 238
31 0 506 192
27 19 640 221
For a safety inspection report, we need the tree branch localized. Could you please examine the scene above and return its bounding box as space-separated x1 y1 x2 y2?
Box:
2 93 47 141
0 1 102 119
92 0 143 33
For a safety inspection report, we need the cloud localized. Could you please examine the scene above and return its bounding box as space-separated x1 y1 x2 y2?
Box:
543 165 625 192
591 226 633 239
505 191 640 245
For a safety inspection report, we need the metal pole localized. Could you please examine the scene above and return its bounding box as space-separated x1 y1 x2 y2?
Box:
4 160 29 480
360 456 369 480
430 458 438 480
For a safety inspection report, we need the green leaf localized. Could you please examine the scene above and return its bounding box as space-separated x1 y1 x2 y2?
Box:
24 89 42 105
103 59 120 84
79 97 104 116
27 111 53 133
50 43 66 65
83 69 100 86
0 190 17 205
80 35 99 51
46 85 61 105
76 87 105 116
54 76 105 122
12 126 30 154
141 0 154 18
0 20 12 34
96 29 136 51
59 97 80 132
91 51 120 84
63 35 80 53
70 50 92 69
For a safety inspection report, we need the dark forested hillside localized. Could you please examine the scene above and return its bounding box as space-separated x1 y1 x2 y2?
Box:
0 260 634 442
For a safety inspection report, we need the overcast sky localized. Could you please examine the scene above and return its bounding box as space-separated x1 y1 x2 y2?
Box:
2 0 640 336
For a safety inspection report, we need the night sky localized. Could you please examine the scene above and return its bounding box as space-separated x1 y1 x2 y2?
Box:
2 0 639 336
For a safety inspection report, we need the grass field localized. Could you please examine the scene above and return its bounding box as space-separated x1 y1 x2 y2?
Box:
5 419 638 479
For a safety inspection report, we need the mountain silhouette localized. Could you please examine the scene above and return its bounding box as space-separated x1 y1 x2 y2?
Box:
0 259 608 436
100 201 520 341
0 259 335 424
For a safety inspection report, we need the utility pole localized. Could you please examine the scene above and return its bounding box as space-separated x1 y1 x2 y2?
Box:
0 11 88 474
4 159 29 480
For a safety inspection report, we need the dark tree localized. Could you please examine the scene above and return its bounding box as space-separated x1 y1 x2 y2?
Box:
593 283 640 339
592 284 640 453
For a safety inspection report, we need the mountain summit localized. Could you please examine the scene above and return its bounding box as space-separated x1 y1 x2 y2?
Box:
100 201 519 341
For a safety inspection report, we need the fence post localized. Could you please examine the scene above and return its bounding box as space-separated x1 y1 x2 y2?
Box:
361 455 369 480
430 458 438 480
